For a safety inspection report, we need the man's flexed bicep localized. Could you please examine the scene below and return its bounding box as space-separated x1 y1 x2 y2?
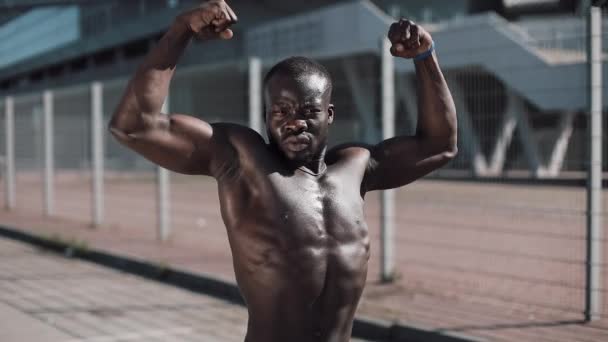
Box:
362 136 455 192
109 110 231 176
362 18 458 192
109 1 239 175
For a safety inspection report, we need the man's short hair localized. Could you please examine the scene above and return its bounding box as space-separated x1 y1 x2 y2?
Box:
263 56 333 95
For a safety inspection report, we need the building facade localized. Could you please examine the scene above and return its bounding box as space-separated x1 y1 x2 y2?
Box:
0 0 605 178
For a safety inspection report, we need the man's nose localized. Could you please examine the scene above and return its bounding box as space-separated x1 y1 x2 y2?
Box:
285 119 307 135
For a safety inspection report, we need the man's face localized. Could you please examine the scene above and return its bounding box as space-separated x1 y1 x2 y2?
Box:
264 72 334 164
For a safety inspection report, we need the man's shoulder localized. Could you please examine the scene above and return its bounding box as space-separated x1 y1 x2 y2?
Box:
211 122 266 147
326 143 372 165
207 123 268 180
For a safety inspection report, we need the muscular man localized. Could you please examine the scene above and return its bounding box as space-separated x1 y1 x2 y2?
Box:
109 1 457 341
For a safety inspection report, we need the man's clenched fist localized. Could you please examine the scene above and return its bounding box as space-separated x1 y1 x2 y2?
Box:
177 0 237 40
388 19 433 59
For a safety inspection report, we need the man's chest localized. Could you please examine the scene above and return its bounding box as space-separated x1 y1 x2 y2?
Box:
258 171 371 304
260 171 368 248
223 167 371 305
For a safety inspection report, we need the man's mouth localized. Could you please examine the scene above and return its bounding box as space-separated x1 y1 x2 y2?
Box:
283 135 311 152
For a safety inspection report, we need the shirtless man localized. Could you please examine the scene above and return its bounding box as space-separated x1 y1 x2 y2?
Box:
109 1 457 341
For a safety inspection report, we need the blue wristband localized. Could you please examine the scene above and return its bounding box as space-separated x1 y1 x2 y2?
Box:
413 41 435 61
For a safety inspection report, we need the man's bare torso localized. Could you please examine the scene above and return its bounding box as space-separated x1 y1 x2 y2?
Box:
216 127 370 342
108 2 456 339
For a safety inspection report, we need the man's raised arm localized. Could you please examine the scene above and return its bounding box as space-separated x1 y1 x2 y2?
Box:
109 1 238 176
363 19 458 192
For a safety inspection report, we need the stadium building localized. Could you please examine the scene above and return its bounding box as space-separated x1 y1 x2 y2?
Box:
0 0 605 178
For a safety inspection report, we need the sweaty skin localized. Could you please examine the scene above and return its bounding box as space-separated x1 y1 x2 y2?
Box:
109 2 457 341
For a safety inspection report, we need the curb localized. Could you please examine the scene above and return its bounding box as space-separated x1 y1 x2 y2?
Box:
0 224 483 342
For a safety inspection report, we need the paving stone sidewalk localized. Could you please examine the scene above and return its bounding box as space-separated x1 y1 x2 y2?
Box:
3 175 608 342
0 237 370 342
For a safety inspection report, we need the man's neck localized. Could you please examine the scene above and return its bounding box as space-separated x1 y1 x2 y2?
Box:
299 158 327 176
269 141 327 175
299 144 327 175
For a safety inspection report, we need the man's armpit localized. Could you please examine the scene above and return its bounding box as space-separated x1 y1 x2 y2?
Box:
207 125 241 181
361 154 379 194
213 150 241 182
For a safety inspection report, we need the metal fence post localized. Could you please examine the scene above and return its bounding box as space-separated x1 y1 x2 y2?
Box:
249 56 263 134
585 4 603 322
4 97 15 210
91 82 104 227
157 98 171 241
43 90 54 216
380 37 396 282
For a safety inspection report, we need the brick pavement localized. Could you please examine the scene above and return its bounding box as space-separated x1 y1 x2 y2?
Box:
0 237 370 342
2 175 608 341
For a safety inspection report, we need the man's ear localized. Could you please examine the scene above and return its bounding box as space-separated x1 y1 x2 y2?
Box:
328 104 335 124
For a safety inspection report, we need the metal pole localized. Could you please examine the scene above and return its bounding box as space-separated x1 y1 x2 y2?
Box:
43 90 54 216
91 82 104 227
249 57 263 134
380 37 396 282
4 97 15 210
585 4 603 322
157 98 171 241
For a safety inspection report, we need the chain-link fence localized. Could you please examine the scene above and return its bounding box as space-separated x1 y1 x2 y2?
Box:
12 93 44 216
53 84 92 223
370 20 594 324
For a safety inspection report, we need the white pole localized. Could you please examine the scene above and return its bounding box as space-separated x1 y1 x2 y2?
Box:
157 97 171 241
380 37 396 282
248 57 263 134
585 4 603 322
4 97 15 210
43 90 54 216
91 82 104 227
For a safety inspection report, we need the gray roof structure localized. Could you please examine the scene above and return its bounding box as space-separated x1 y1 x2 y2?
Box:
246 0 606 111
0 0 604 112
